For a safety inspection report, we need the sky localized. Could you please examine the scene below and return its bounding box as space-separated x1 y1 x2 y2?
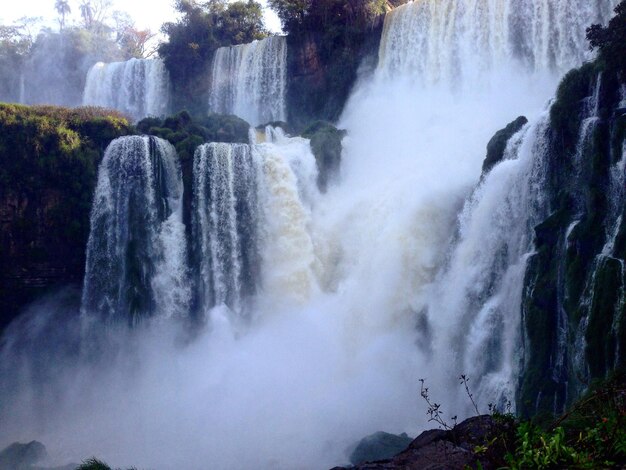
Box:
1 0 281 36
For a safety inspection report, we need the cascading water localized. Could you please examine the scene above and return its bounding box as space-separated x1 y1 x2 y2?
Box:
425 115 551 412
83 59 171 120
81 136 189 323
378 0 615 85
192 127 319 319
192 143 260 318
253 128 319 307
1 1 623 468
209 36 287 126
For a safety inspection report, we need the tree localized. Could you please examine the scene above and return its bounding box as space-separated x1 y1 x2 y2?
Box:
587 0 626 76
267 0 310 32
159 0 268 85
79 0 94 29
268 0 385 35
215 0 268 44
54 0 72 30
117 25 156 58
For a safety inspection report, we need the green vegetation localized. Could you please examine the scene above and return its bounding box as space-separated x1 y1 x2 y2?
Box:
76 457 136 470
159 0 268 114
269 0 386 35
137 109 249 160
302 120 346 191
549 62 600 153
0 103 132 330
419 374 626 469
587 0 626 77
137 110 251 237
504 375 626 469
511 0 626 416
0 19 35 103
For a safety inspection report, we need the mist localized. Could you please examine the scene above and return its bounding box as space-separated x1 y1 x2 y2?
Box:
0 0 618 469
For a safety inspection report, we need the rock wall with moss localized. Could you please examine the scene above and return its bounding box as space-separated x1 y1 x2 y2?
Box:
285 17 384 130
0 104 133 330
481 61 626 416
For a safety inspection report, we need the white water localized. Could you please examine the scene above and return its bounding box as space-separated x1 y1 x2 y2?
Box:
379 0 614 85
81 136 189 323
0 1 620 469
209 36 287 126
193 142 259 318
83 59 171 120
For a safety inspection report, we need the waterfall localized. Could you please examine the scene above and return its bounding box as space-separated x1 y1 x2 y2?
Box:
81 136 189 323
378 0 616 85
18 73 25 104
425 114 550 411
192 127 318 318
83 59 171 120
209 36 287 126
2 1 624 468
253 128 319 307
192 143 260 317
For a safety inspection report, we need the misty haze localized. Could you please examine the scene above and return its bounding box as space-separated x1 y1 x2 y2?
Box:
1 1 625 469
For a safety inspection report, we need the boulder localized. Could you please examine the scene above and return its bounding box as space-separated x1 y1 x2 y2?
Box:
0 441 47 470
482 116 528 175
349 431 413 465
332 415 509 470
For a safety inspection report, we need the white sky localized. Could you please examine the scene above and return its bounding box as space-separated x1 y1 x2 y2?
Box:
0 0 281 36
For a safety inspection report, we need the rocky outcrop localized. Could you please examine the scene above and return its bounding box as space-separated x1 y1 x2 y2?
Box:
0 104 133 331
482 116 528 174
0 441 77 470
478 60 626 416
333 416 512 470
302 121 347 191
349 432 413 466
286 19 384 130
0 441 47 470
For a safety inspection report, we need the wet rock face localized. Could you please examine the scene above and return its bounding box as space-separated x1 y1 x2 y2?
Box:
286 21 384 130
482 116 528 174
0 105 132 332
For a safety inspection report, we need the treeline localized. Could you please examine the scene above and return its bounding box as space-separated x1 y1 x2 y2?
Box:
158 0 268 114
0 0 157 107
156 0 393 121
269 0 387 34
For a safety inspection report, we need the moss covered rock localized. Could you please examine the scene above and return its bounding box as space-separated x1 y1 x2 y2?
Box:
302 120 346 191
0 104 133 331
482 116 528 174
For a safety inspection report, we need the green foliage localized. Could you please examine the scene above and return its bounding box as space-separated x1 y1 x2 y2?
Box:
137 110 250 161
76 458 112 470
0 103 132 330
268 0 309 31
505 377 626 469
302 120 345 191
505 424 585 469
75 457 137 470
452 376 626 469
159 0 268 113
217 0 268 45
269 0 386 34
280 0 386 126
549 62 598 153
587 1 626 76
